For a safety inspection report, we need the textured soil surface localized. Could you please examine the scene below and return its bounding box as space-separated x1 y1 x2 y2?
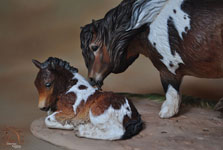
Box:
31 99 223 150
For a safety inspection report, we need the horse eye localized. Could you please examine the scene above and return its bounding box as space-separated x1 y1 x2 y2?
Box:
45 83 52 88
91 45 99 52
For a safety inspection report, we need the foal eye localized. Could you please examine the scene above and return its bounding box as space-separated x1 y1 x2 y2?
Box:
91 45 99 52
45 83 52 88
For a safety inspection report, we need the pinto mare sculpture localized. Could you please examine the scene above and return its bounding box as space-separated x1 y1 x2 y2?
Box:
32 57 142 140
80 0 223 118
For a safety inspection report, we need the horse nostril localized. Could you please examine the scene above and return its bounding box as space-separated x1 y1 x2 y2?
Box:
89 78 96 86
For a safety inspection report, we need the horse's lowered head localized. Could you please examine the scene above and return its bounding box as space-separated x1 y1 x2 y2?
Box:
80 1 143 88
32 57 78 111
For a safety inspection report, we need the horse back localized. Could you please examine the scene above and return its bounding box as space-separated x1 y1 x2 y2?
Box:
175 0 223 78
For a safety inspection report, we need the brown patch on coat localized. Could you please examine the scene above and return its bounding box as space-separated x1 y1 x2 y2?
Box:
78 85 88 90
88 44 112 82
89 91 127 116
57 93 76 112
38 86 54 108
67 79 78 90
55 93 76 124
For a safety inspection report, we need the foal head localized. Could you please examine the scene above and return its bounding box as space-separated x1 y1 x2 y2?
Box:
80 0 141 88
32 57 78 111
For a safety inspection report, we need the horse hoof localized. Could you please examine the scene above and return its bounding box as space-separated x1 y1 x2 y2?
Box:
159 100 179 119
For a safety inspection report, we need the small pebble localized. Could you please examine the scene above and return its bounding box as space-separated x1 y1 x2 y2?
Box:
161 131 167 134
202 128 209 132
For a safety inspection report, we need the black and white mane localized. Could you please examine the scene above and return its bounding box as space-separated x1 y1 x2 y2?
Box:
80 0 145 69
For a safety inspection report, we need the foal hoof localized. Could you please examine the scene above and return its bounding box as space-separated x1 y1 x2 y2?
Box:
159 100 179 119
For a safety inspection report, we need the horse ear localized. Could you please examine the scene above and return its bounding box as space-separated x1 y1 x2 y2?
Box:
92 19 97 32
32 59 42 69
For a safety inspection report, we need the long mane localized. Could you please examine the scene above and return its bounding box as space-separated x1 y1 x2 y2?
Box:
80 0 145 69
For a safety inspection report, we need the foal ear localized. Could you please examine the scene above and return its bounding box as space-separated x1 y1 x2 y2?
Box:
51 61 56 70
32 59 42 69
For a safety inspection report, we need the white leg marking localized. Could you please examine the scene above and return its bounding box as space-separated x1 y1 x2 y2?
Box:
76 99 132 140
129 0 191 74
159 85 181 118
45 112 73 130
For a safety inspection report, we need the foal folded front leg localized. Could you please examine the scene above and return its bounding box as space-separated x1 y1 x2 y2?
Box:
159 71 183 119
45 111 74 130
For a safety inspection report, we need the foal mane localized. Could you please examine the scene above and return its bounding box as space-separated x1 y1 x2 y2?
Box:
80 0 145 69
43 57 78 74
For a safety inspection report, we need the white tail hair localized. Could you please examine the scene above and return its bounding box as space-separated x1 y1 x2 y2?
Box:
128 0 168 30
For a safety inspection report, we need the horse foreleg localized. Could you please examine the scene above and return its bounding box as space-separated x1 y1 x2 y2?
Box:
45 112 74 130
159 71 183 119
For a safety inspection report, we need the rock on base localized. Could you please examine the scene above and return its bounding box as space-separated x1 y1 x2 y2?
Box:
31 99 223 150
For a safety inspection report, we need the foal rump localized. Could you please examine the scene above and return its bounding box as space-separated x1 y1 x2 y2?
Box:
122 113 143 139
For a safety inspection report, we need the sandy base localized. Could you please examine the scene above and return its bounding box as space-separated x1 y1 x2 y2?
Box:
31 99 223 150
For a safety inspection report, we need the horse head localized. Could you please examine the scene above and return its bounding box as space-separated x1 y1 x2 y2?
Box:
80 16 140 88
32 57 78 111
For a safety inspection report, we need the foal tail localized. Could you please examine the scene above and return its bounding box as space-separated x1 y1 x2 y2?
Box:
122 99 143 140
122 114 143 139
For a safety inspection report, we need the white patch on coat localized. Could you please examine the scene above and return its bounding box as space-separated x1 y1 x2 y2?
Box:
159 85 181 118
45 112 73 130
129 0 191 74
76 98 132 140
66 73 97 114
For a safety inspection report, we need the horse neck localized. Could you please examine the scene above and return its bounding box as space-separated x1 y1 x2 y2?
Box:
66 72 97 114
127 30 151 58
66 72 96 94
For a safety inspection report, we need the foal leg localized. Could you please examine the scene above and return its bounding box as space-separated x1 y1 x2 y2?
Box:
45 112 74 130
159 71 183 119
75 109 125 140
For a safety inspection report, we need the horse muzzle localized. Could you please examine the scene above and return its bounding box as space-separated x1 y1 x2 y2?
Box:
88 78 103 90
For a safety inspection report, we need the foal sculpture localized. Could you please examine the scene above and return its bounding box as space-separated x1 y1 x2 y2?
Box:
80 0 223 118
33 57 142 140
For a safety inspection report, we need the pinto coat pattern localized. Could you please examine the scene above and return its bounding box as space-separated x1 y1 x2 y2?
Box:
80 0 223 119
33 57 142 140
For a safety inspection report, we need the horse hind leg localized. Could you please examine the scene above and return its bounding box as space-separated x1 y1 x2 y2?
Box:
159 72 183 119
76 122 124 140
75 108 125 140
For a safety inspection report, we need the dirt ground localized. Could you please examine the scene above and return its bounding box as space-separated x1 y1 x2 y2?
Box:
30 99 223 150
0 0 223 150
